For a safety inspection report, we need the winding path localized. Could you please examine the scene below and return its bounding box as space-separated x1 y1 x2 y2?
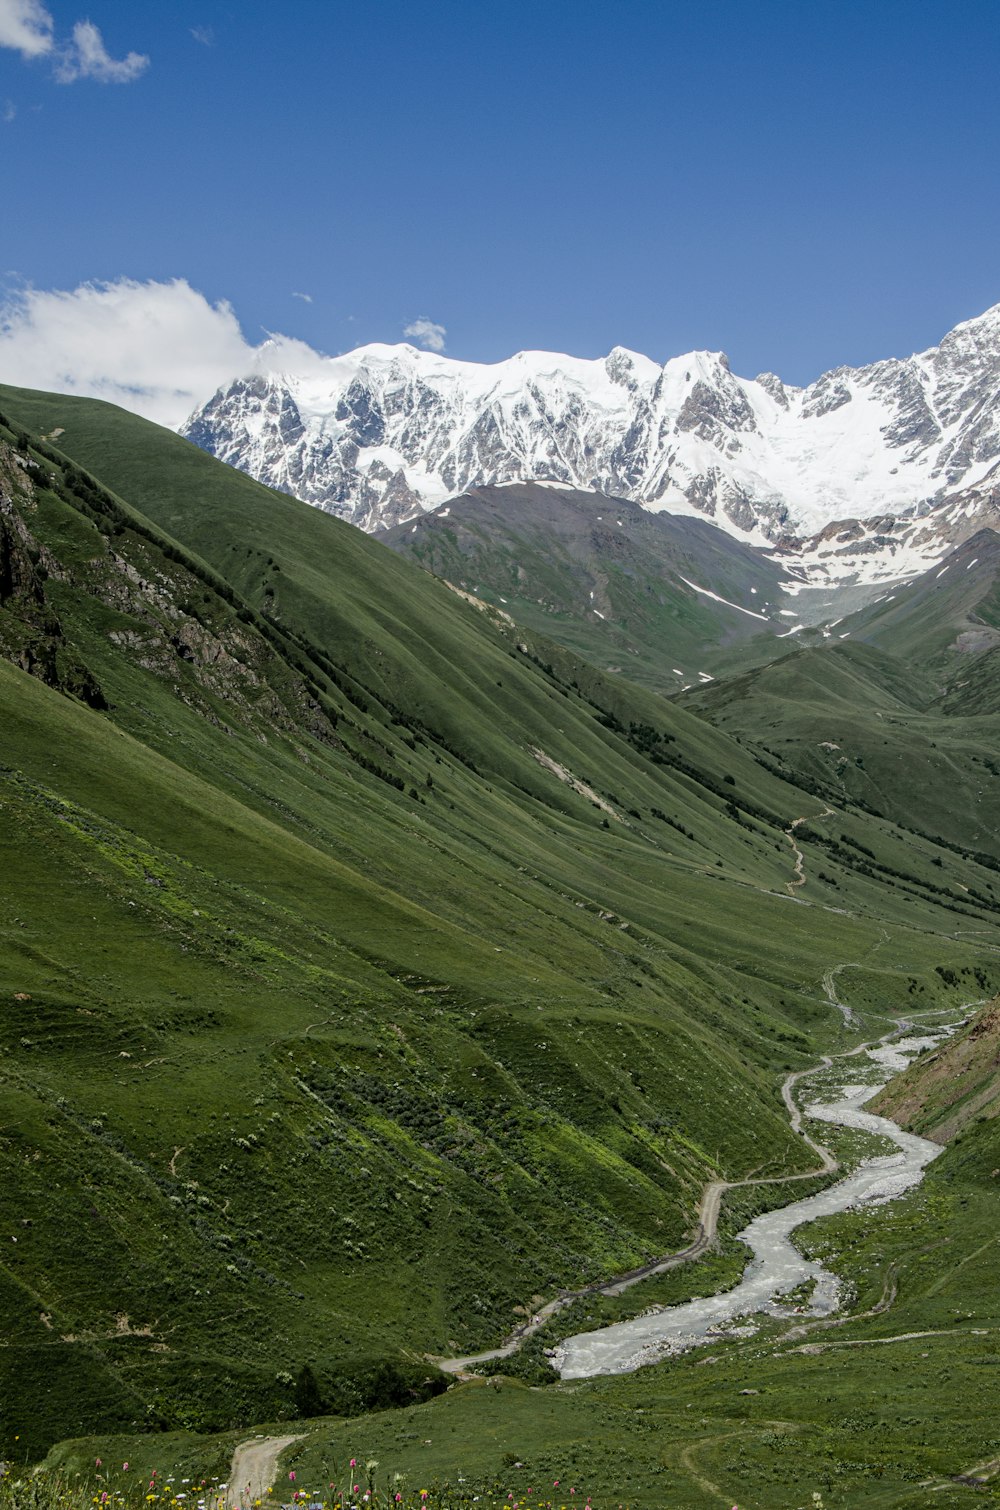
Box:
438 1020 926 1375
784 807 836 895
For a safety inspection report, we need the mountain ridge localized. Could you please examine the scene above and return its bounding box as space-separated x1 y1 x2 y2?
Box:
180 303 1000 569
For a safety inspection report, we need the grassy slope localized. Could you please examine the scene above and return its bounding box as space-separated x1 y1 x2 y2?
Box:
935 643 1000 715
382 483 789 695
844 527 1000 671
44 1097 1000 1508
679 639 1000 860
1 389 999 1485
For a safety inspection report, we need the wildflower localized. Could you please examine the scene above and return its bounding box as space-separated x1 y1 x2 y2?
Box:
96 1461 102 1470
123 1466 130 1473
288 1475 296 1484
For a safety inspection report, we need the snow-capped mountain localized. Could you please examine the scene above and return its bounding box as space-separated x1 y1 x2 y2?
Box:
774 462 1000 591
182 304 1000 578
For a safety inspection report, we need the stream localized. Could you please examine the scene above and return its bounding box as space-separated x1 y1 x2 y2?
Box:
553 1024 956 1379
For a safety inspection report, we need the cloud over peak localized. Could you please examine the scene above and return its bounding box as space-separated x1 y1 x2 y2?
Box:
0 278 253 427
403 316 447 352
0 277 346 428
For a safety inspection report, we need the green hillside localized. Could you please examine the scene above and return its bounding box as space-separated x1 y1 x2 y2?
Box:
845 527 1000 671
679 639 1000 859
39 1031 1000 1507
382 482 791 692
1 388 999 1476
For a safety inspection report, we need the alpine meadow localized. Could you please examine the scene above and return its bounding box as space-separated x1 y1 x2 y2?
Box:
2 369 1000 1507
4 3 1000 1503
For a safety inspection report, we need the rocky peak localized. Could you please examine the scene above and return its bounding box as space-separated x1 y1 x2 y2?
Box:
754 372 790 408
182 303 1000 557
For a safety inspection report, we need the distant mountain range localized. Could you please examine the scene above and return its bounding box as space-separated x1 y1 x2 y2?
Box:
182 304 1000 588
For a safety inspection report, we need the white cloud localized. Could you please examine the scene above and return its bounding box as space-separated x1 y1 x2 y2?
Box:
0 278 269 427
0 0 53 59
56 19 148 82
190 25 214 46
0 2 146 81
291 290 313 303
3 98 16 121
403 316 446 352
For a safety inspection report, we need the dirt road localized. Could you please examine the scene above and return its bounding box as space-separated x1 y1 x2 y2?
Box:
226 1435 303 1508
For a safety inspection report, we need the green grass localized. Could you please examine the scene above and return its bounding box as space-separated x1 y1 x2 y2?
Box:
679 639 1000 861
38 1098 1000 1509
382 483 789 696
1 391 999 1481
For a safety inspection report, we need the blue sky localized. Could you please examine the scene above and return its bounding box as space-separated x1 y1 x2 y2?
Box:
1 0 999 413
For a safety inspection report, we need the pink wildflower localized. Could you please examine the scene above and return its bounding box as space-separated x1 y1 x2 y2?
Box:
95 1460 102 1469
123 1464 130 1472
288 1473 296 1483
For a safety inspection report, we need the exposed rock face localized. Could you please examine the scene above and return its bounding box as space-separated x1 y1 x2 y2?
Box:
181 305 1000 581
0 439 337 741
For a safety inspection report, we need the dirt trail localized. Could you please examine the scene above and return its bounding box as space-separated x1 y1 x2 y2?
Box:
438 1016 932 1376
821 964 857 1024
678 1421 801 1505
784 806 836 895
226 1435 303 1509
